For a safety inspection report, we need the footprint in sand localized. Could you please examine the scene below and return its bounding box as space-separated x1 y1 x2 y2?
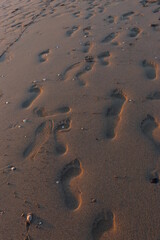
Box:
85 12 94 20
38 49 50 63
101 32 117 43
92 210 114 240
59 159 83 210
23 120 53 159
97 51 110 66
22 84 43 109
153 6 160 13
120 11 134 20
140 0 159 7
146 91 160 100
105 89 126 139
142 60 158 80
75 55 95 86
34 106 71 117
106 15 116 24
60 62 81 81
129 27 141 37
54 118 71 155
83 26 92 37
81 41 93 53
141 114 160 150
72 11 81 18
66 26 79 37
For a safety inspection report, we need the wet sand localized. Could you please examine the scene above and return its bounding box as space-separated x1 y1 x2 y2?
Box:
0 0 160 239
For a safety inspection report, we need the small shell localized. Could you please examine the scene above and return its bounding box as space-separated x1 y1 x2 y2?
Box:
26 213 33 223
11 166 16 171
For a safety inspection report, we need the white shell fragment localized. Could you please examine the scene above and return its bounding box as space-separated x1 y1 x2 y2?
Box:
11 166 16 171
26 213 33 224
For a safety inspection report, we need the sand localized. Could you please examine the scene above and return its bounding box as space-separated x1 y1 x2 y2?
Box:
0 0 160 239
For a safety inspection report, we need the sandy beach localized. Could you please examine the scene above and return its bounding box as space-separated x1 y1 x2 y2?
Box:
0 0 160 239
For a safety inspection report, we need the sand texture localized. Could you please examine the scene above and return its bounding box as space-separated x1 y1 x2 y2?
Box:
0 0 160 239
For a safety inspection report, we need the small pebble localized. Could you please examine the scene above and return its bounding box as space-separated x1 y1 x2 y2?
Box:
5 101 9 104
91 198 97 203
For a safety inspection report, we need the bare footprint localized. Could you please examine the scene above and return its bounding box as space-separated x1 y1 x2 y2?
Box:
106 15 116 24
153 6 160 13
23 120 53 159
34 106 71 117
81 41 93 53
66 26 79 37
140 0 159 7
22 84 43 109
92 210 114 240
105 89 126 139
129 27 141 37
141 114 160 150
146 91 160 100
85 12 94 20
59 159 83 210
83 26 92 37
121 11 134 20
60 62 81 81
54 118 71 155
38 49 50 63
72 11 81 18
97 51 110 66
101 32 117 43
75 57 95 86
142 60 157 80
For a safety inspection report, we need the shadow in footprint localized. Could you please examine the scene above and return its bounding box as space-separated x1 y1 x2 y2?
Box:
22 84 43 109
54 118 71 155
34 106 71 117
38 49 50 63
73 59 95 87
121 11 134 20
129 27 141 37
98 51 110 66
60 159 83 210
66 26 79 37
146 91 160 100
106 15 116 24
92 210 114 240
142 60 157 80
23 120 53 159
141 114 160 150
101 32 117 43
60 62 81 81
105 89 126 139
